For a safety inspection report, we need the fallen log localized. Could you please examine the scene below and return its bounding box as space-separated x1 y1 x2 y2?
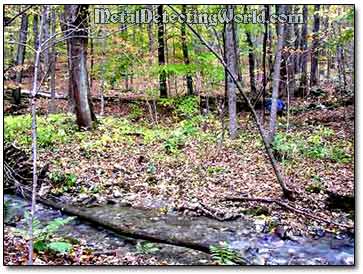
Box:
15 184 210 254
10 182 247 265
7 89 152 104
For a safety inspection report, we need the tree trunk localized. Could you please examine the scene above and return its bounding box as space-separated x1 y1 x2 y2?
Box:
146 5 154 66
232 21 242 83
298 5 308 97
99 25 106 116
310 5 320 88
181 5 194 96
42 5 50 80
224 5 238 139
89 35 94 91
294 5 301 74
245 29 256 96
28 11 45 265
49 7 57 113
286 6 296 99
276 5 288 96
261 5 269 125
13 10 29 105
64 5 96 129
59 12 74 112
244 6 256 96
157 5 167 98
268 5 286 144
165 25 171 95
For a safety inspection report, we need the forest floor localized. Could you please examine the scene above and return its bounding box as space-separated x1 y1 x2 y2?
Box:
4 85 354 265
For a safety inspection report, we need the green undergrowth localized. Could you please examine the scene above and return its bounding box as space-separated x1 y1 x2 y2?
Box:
5 114 77 149
158 95 200 119
5 113 218 157
5 114 352 165
271 126 353 164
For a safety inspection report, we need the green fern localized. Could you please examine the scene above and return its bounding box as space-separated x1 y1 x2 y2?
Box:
210 242 245 265
136 241 160 254
16 212 76 254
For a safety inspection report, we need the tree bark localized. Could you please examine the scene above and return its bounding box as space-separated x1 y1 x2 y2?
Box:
224 5 238 139
157 5 167 98
49 7 57 113
298 5 308 97
64 5 96 129
310 5 320 88
99 25 106 116
268 5 286 144
244 6 256 96
261 5 269 125
146 5 154 66
293 5 301 74
232 21 242 83
181 5 194 96
27 11 45 264
286 6 296 99
42 5 50 79
13 9 29 105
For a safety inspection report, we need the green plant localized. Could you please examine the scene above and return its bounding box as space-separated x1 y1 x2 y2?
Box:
4 200 11 222
49 171 77 192
158 96 199 119
129 103 143 120
16 212 75 254
4 114 76 149
271 128 352 164
175 96 199 118
271 133 300 161
305 182 324 193
210 242 245 265
136 241 159 254
207 166 225 174
146 163 156 174
164 127 187 153
158 98 175 108
330 146 351 164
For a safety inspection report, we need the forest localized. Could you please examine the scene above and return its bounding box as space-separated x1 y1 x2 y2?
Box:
3 4 354 266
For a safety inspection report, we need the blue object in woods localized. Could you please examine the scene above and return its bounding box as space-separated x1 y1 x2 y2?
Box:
265 98 285 113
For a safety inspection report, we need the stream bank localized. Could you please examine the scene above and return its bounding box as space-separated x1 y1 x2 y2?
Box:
4 194 354 265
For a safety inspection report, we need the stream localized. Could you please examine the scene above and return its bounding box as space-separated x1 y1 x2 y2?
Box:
4 194 354 265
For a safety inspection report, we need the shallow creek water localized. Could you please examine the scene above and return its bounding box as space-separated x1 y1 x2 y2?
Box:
4 194 354 265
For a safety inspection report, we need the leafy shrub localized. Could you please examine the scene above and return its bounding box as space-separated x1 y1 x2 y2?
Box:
163 121 198 153
330 146 351 164
158 98 175 108
164 128 186 153
175 96 199 118
272 127 352 164
271 133 301 161
16 212 75 254
210 242 245 265
5 114 75 149
136 241 159 254
49 171 77 191
129 103 143 120
158 96 199 119
141 127 167 144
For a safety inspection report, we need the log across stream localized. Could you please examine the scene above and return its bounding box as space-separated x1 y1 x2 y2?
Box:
4 193 354 265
